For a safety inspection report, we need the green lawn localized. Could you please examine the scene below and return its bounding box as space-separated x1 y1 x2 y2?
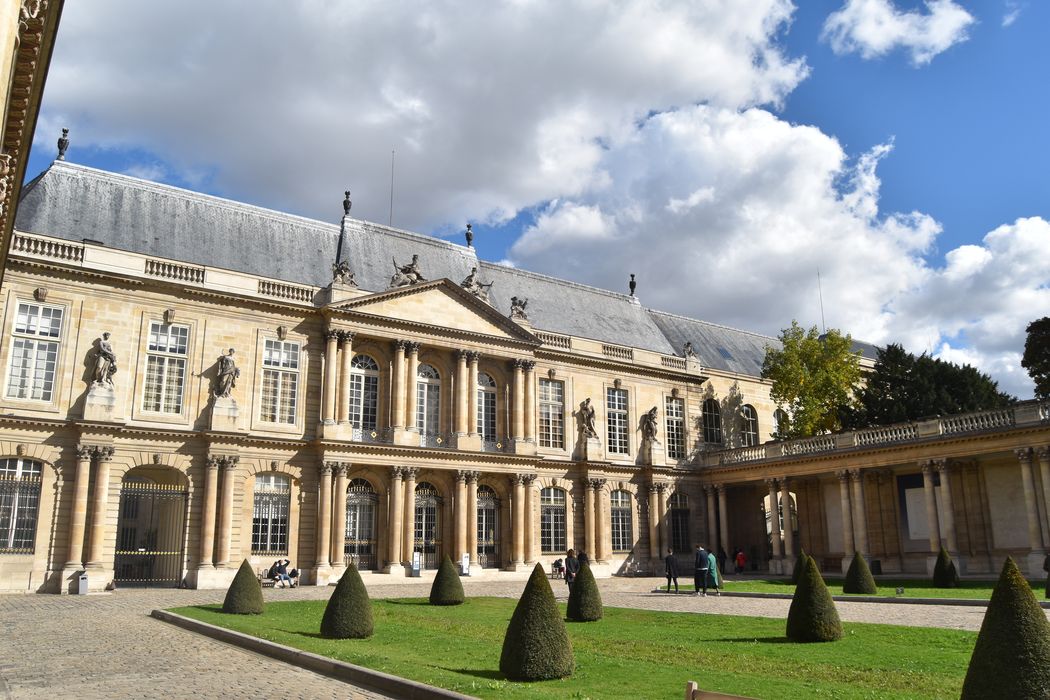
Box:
661 577 1045 600
172 598 975 699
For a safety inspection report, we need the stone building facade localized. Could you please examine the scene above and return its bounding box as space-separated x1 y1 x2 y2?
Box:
1 161 1048 593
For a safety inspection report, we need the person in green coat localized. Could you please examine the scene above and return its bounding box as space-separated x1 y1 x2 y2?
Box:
705 550 721 596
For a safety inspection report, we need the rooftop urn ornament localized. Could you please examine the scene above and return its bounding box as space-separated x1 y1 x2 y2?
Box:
342 190 351 215
389 254 425 288
629 273 636 297
510 295 528 322
57 128 69 161
213 348 240 398
460 266 492 302
465 223 474 248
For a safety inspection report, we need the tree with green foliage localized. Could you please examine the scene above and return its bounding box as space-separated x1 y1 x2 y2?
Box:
222 559 265 615
429 555 465 606
844 343 1015 429
499 563 574 681
790 550 808 585
961 557 1050 699
786 555 842 643
761 321 861 439
932 547 959 588
842 552 877 594
320 562 373 639
566 563 603 621
1022 317 1050 401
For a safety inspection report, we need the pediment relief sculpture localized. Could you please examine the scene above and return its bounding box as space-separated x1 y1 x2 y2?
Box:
389 255 425 288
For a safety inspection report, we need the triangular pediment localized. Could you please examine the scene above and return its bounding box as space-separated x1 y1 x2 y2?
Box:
332 279 538 343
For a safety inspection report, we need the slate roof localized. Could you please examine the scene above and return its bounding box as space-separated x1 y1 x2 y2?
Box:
17 161 878 374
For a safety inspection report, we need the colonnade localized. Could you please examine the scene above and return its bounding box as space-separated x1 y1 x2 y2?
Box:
63 444 115 573
198 454 239 570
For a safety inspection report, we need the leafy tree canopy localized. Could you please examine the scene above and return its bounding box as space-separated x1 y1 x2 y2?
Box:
1022 317 1050 401
761 322 861 439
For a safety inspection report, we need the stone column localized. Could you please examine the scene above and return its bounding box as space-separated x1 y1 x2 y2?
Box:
524 475 536 563
1038 447 1050 539
455 350 469 436
933 460 958 555
391 340 407 428
511 360 525 441
467 352 480 435
511 474 525 566
466 472 479 566
704 485 718 557
658 484 671 557
322 329 339 424
387 467 403 570
316 462 333 570
716 484 730 558
198 456 220 569
648 484 661 559
523 361 537 442
1017 449 1046 571
780 478 795 561
401 467 418 566
584 478 596 559
836 470 855 561
849 470 869 558
214 456 239 568
336 332 354 424
920 461 941 553
65 446 93 570
404 342 420 431
330 464 349 568
592 478 608 563
455 470 468 565
766 478 782 568
85 446 115 569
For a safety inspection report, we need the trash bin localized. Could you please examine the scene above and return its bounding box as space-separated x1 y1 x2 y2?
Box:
77 573 89 595
870 559 882 576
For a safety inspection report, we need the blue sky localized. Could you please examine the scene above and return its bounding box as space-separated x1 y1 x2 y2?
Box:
24 1 1050 397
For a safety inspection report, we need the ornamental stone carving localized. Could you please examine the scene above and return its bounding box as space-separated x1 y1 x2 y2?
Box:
331 259 357 287
90 332 118 387
578 398 598 439
389 255 425 288
510 295 528 321
460 266 492 302
640 406 658 443
212 348 239 398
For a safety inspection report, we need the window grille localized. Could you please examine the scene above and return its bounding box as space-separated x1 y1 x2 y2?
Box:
477 485 500 567
0 458 42 553
251 473 290 555
540 487 567 553
669 491 690 553
6 303 62 402
610 490 633 552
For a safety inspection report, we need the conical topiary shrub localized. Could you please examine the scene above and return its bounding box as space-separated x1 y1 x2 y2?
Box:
791 549 809 585
842 551 878 594
320 562 373 639
566 562 603 621
429 554 465 606
222 559 265 614
961 557 1050 699
786 555 842 643
499 563 574 681
932 547 959 588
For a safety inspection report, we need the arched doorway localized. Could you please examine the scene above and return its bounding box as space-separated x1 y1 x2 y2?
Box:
344 478 378 571
477 484 500 568
114 467 189 587
414 481 442 568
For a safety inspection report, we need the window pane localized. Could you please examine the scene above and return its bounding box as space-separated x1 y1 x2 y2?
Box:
606 387 629 454
665 397 685 459
539 379 564 449
0 458 42 552
540 487 567 553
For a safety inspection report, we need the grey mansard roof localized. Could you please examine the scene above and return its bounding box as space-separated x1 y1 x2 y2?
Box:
18 161 864 374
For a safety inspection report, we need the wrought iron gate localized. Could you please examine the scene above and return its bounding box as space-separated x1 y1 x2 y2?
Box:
414 482 441 569
477 485 500 568
113 481 188 587
344 479 377 571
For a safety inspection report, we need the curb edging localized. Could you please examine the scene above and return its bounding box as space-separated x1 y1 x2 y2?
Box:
648 589 1050 609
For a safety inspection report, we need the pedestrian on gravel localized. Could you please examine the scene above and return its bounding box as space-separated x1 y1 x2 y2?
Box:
664 547 680 593
694 544 710 596
706 549 721 596
564 549 580 591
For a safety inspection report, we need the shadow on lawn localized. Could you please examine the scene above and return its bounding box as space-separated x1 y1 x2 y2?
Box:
440 667 505 680
712 636 794 645
381 599 431 606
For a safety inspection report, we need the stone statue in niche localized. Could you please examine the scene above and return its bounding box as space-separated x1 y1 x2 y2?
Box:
331 259 357 287
641 406 658 443
578 398 598 438
460 266 492 302
213 349 240 398
91 332 117 387
389 254 426 287
510 295 528 321
683 341 697 358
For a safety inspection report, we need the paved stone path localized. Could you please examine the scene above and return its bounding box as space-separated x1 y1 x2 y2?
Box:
0 574 1030 699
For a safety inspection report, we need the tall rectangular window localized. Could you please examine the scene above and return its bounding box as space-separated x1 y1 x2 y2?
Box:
665 396 685 459
538 379 564 449
251 473 290 555
142 322 189 413
670 492 690 553
540 487 567 553
606 387 629 455
0 458 42 553
6 302 62 402
610 490 633 552
261 339 299 424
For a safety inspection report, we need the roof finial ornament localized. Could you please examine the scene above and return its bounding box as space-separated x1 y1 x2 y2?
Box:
57 128 69 161
342 190 351 216
629 273 636 297
465 223 474 248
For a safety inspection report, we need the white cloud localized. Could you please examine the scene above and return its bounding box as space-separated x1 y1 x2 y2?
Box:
822 0 976 66
122 163 167 182
1002 1 1024 27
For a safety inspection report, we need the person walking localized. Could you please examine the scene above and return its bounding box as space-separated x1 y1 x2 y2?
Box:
664 547 680 593
735 548 747 575
706 548 721 596
694 544 710 596
564 549 580 591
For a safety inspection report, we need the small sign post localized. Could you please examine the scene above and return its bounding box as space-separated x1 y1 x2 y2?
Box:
461 552 471 576
411 550 422 577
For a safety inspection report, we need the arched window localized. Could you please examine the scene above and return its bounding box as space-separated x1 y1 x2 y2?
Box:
669 491 690 553
416 364 441 440
610 490 633 552
702 399 722 444
345 478 378 570
0 458 42 553
477 484 500 568
773 409 789 439
741 404 759 447
477 372 498 449
252 473 290 555
349 354 379 435
414 481 442 568
540 487 567 554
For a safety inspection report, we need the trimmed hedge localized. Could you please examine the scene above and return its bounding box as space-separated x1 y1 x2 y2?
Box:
566 563 603 622
842 551 878 594
499 563 574 681
961 557 1050 699
429 555 465 606
932 547 959 588
786 555 842 643
791 550 808 585
320 562 373 639
222 559 264 615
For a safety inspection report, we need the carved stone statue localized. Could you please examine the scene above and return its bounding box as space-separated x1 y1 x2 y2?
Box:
91 332 117 387
465 223 474 247
57 128 69 161
460 266 492 302
510 295 528 321
331 259 357 286
213 349 240 398
578 398 598 438
389 254 425 288
641 406 658 442
342 190 352 215
683 341 697 358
